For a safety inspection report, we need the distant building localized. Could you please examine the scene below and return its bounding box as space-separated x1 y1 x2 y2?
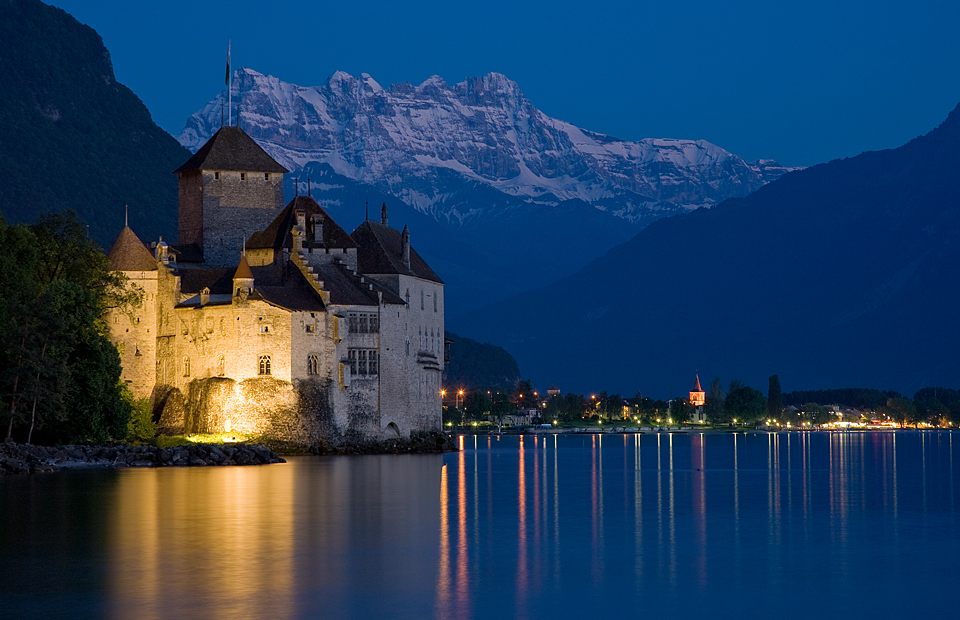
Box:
107 126 444 445
690 374 705 423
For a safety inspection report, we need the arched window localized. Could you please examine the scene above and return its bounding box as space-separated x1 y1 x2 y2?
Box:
183 357 190 377
258 355 271 375
307 354 319 376
217 355 225 376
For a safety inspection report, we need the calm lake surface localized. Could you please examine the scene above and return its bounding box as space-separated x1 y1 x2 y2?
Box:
2 432 959 619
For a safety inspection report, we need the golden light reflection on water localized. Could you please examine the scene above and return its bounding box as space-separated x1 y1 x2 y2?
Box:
109 465 295 620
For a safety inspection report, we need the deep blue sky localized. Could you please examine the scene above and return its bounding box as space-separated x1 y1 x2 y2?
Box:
54 0 960 167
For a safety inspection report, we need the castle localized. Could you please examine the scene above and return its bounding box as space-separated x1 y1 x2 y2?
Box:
106 127 444 445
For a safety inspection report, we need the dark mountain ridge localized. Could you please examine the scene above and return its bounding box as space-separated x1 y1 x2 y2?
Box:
0 0 189 247
455 103 960 397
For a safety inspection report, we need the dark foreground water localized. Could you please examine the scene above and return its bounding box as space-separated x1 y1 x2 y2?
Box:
2 432 959 619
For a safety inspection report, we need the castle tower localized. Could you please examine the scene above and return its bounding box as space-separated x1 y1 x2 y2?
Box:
174 126 288 267
106 225 160 399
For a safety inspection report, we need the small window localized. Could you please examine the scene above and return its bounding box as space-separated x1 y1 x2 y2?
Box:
240 172 247 181
217 355 225 376
264 173 270 181
421 290 424 310
305 324 315 333
307 354 319 376
261 325 269 333
258 355 271 375
183 357 191 377
214 171 220 180
434 294 438 312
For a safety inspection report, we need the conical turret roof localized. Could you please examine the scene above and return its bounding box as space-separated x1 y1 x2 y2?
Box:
108 227 157 271
234 254 254 280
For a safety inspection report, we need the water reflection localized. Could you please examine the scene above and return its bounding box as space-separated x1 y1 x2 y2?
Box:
3 433 960 620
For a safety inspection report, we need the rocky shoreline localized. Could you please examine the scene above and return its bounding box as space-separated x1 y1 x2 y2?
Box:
0 441 285 474
312 431 458 456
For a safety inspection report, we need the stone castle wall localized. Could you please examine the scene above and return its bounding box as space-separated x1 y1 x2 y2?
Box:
200 170 284 266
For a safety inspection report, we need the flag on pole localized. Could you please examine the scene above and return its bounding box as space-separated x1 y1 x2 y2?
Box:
225 39 231 86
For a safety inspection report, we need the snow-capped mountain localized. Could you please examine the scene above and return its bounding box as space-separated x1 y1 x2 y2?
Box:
179 68 796 227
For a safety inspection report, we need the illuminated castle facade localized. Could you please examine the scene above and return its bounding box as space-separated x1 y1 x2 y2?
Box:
106 127 444 444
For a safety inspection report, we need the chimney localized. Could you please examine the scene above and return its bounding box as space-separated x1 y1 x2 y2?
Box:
381 202 388 226
312 214 324 246
401 225 411 269
293 209 306 254
199 287 210 306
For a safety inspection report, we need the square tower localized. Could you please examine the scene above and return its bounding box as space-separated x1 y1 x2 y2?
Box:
174 127 288 267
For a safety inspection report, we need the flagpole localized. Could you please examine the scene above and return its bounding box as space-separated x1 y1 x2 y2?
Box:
226 39 232 126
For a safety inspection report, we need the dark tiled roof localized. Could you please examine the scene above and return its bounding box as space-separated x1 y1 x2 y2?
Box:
173 126 288 174
313 262 405 306
108 227 158 271
179 268 234 295
247 195 357 251
177 262 326 311
350 220 443 284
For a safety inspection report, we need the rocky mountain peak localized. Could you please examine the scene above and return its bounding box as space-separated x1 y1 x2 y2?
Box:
179 68 797 228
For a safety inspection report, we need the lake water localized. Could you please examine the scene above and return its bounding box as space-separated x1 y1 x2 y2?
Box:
2 431 958 619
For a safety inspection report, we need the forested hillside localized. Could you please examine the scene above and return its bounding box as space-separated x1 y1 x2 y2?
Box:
0 0 189 248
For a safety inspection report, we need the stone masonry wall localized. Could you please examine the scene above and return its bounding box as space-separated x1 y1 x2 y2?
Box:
200 170 284 266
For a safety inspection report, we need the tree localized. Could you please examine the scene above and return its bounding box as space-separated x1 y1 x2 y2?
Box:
1 212 134 443
879 397 916 429
513 379 537 409
463 390 492 420
767 375 782 421
725 382 766 426
491 392 512 426
705 377 726 425
914 387 960 427
669 398 692 428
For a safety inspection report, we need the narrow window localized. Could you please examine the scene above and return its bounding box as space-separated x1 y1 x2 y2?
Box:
348 313 359 333
264 173 270 181
357 350 368 375
359 314 369 333
305 324 315 333
368 350 378 375
183 357 191 377
307 354 319 376
240 172 247 181
347 349 357 375
217 355 225 376
261 325 269 333
434 294 438 312
369 313 379 333
421 290 424 310
258 355 271 375
214 171 220 180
